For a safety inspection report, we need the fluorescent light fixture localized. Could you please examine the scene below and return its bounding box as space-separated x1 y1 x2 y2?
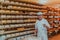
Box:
38 0 48 4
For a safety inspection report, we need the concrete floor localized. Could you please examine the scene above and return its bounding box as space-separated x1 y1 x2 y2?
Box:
49 34 60 40
22 34 60 40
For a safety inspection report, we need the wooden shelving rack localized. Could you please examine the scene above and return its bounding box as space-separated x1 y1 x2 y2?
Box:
0 0 60 40
0 0 47 40
44 7 60 36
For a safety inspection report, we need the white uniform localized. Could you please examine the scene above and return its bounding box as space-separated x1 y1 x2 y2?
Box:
35 18 50 40
0 35 6 40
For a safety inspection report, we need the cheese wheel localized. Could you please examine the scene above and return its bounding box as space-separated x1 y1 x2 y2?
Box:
7 20 11 23
7 15 11 18
17 7 21 9
15 33 20 36
0 10 5 13
43 16 47 18
19 3 23 5
12 20 16 23
0 0 4 2
49 16 53 18
23 3 26 5
13 6 17 9
17 28 25 31
15 2 19 4
0 5 3 8
11 11 15 13
7 6 12 9
5 10 10 13
15 11 19 13
0 25 5 29
2 20 6 23
5 25 9 28
6 34 11 38
4 0 10 3
10 1 15 4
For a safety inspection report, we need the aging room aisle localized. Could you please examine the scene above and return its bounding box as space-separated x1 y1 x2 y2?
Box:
49 34 60 40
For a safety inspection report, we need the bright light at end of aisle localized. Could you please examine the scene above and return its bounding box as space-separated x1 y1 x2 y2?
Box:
38 0 48 4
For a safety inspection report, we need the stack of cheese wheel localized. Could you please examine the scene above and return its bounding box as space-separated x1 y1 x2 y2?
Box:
19 0 38 3
11 10 15 13
0 10 5 13
15 2 19 5
17 28 25 31
0 0 4 2
10 1 15 4
7 6 12 9
15 11 19 13
4 0 10 4
12 6 17 9
1 20 7 24
5 10 10 13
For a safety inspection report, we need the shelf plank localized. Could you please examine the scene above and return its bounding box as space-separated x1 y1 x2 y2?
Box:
9 0 43 6
0 7 47 12
6 32 34 40
0 23 35 30
0 2 47 9
0 28 35 35
0 20 36 25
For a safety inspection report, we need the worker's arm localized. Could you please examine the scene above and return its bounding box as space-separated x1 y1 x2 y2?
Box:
35 21 38 35
43 20 51 29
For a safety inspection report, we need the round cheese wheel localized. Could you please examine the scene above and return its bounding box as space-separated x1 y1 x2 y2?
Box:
17 7 21 10
0 5 3 8
7 6 12 9
15 11 19 13
23 3 26 5
15 2 19 4
19 3 23 5
7 20 11 23
6 35 11 38
0 10 5 13
4 0 10 3
5 10 10 13
2 20 6 23
11 11 15 13
17 28 25 31
15 33 20 36
5 25 9 28
13 6 17 9
0 0 4 2
10 1 15 4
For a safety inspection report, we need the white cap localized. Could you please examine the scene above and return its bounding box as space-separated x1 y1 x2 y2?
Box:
37 12 43 15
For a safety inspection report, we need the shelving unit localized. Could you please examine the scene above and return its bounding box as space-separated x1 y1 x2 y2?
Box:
0 0 47 40
44 7 60 36
0 0 60 40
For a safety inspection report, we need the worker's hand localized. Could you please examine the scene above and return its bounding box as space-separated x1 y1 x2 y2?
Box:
43 24 49 29
35 29 37 31
43 24 46 27
34 29 38 35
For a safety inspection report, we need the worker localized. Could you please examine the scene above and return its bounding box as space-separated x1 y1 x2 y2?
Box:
35 12 51 40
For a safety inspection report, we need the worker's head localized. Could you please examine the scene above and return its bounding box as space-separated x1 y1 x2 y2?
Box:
37 12 43 20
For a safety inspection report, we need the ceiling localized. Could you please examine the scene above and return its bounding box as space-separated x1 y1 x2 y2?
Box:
38 0 60 8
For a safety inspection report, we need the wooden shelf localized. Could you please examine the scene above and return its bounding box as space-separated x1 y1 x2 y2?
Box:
6 32 34 40
0 2 47 9
0 0 59 39
0 23 35 30
9 0 44 6
0 28 35 36
0 20 36 24
0 7 47 12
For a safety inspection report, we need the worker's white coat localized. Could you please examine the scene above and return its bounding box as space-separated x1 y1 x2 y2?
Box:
35 18 50 40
